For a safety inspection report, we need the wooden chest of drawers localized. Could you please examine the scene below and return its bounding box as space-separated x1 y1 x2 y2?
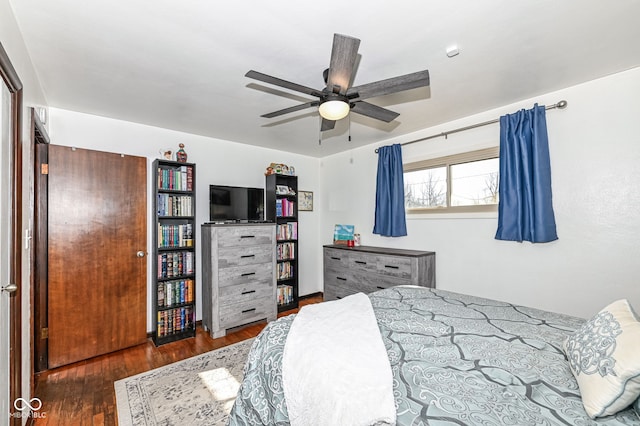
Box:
202 223 277 338
323 245 435 301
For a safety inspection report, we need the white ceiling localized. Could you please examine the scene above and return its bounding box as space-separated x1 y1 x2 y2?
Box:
9 0 640 157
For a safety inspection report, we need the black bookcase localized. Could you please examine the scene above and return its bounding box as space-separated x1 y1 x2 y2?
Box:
152 159 197 345
265 173 299 312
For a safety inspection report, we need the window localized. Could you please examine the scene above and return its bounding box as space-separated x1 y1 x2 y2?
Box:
404 147 499 214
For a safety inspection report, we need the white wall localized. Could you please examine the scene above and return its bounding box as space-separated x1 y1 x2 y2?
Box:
48 108 322 330
321 67 640 319
2 0 48 418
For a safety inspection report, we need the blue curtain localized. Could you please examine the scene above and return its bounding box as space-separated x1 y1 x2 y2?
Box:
495 104 558 243
373 144 407 237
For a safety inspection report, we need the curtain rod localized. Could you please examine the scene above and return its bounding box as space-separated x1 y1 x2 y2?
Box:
374 100 568 153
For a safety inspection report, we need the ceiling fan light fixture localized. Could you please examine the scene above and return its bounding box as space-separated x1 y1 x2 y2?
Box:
319 99 350 121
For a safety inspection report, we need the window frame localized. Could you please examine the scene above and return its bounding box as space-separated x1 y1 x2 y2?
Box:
404 147 500 214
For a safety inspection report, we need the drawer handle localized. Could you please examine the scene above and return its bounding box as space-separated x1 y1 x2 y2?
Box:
241 290 256 295
384 265 399 269
242 308 256 314
336 296 342 300
240 235 255 239
241 272 256 277
330 256 341 260
241 254 255 258
354 260 367 265
336 277 347 281
376 286 385 290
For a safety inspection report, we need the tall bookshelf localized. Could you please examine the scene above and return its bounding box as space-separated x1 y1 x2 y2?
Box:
265 173 299 312
152 159 196 345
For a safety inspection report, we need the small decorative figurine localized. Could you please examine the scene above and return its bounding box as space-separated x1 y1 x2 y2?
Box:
160 149 172 160
265 166 275 175
176 143 188 163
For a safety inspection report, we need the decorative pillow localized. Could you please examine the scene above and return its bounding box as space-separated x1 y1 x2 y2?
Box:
563 299 640 418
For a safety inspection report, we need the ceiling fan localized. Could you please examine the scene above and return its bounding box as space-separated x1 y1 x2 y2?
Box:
246 33 430 131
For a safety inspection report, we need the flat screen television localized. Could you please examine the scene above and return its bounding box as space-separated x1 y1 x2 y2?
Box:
209 185 265 222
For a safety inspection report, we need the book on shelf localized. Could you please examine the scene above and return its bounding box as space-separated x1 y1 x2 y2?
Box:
158 251 194 279
277 285 294 306
157 306 194 338
157 194 193 217
275 198 295 217
157 223 194 248
157 165 193 192
158 278 194 307
277 261 294 280
276 222 297 241
277 242 296 260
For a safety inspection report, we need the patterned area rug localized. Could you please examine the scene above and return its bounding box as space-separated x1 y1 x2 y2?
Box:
115 339 254 426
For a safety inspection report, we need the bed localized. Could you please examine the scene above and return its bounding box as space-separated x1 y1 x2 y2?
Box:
227 286 640 425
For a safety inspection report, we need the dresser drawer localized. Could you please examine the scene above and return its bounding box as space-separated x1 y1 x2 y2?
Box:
324 248 349 270
376 255 412 279
217 226 274 247
219 280 273 306
218 263 273 288
324 281 357 301
217 244 273 268
219 297 273 328
324 271 384 295
348 251 377 273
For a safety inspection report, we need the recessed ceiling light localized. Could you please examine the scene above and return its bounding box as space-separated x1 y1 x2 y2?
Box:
446 45 460 58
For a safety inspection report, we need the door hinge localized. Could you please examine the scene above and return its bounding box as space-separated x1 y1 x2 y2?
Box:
41 163 49 175
41 327 48 339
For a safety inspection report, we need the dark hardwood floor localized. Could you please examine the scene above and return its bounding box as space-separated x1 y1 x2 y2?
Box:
32 295 323 426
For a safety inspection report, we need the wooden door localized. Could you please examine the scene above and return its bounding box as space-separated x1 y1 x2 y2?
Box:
47 146 147 368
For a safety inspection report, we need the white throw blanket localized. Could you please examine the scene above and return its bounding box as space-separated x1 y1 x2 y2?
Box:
282 292 396 426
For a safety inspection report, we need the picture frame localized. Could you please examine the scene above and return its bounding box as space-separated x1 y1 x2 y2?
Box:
333 224 354 245
298 190 313 211
276 184 290 195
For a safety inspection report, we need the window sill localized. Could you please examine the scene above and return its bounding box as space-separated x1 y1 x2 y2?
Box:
407 211 498 220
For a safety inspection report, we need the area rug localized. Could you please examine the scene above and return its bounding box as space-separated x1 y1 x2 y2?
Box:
115 338 254 426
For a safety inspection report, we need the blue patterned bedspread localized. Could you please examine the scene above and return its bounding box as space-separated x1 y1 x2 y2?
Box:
228 287 640 425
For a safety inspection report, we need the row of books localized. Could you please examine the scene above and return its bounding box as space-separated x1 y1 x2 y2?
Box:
157 194 193 217
157 279 194 307
276 198 296 217
277 285 295 306
276 222 298 241
157 166 193 191
157 306 194 338
158 224 194 248
277 261 294 280
277 242 296 260
158 251 194 279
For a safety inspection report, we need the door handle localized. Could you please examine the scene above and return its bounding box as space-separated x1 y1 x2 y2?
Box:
1 283 18 294
136 251 145 258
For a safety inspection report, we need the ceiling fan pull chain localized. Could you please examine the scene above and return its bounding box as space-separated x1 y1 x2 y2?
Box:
348 113 352 142
318 118 322 146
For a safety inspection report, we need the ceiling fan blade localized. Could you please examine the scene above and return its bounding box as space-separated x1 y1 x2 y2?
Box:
320 118 336 131
246 70 323 97
326 34 360 94
350 101 400 122
347 69 430 100
261 101 319 118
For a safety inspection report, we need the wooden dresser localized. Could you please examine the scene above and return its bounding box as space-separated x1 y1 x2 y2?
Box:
202 223 277 338
323 244 436 301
